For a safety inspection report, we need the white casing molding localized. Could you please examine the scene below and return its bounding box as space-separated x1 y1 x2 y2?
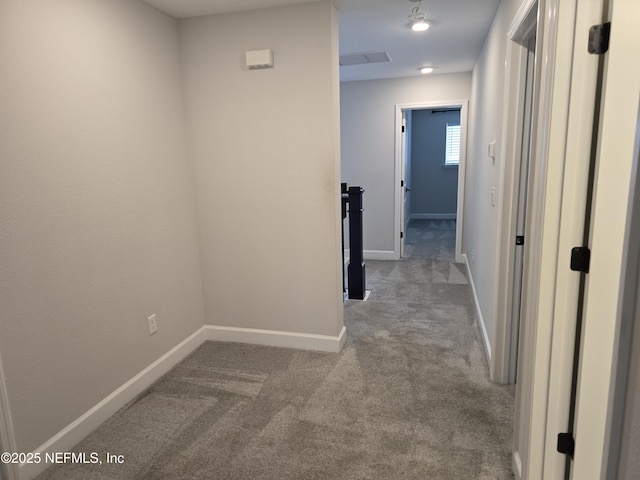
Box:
394 100 468 264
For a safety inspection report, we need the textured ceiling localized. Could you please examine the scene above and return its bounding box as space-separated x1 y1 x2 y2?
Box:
141 0 500 82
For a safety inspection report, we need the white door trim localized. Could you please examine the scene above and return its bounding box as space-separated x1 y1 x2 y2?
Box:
509 0 617 477
393 100 468 262
539 0 608 477
572 0 640 475
493 0 539 386
400 110 408 258
508 0 586 477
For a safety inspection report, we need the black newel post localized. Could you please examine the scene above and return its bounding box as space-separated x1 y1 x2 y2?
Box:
347 186 366 300
341 183 348 294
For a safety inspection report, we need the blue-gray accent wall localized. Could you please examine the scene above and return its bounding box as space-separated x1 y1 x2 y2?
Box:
410 109 460 216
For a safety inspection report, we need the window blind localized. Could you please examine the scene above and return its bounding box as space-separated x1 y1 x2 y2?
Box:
445 123 461 166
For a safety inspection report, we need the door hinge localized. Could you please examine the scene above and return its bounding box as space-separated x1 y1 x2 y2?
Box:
557 432 575 456
400 232 404 239
402 125 405 133
401 180 405 187
570 246 591 273
515 235 525 246
588 22 611 54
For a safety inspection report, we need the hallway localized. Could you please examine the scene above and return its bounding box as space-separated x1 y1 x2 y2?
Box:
36 220 514 480
345 219 515 477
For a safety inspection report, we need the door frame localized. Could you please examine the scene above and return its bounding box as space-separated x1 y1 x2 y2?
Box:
603 101 640 480
571 0 640 474
400 110 410 258
508 0 614 477
490 0 540 384
394 100 468 262
493 0 539 387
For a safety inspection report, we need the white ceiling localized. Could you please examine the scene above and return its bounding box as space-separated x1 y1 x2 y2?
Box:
141 0 500 82
142 0 318 18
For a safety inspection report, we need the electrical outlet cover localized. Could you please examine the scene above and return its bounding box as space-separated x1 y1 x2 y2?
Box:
147 314 157 335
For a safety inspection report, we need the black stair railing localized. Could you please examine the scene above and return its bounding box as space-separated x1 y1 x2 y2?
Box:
341 183 366 300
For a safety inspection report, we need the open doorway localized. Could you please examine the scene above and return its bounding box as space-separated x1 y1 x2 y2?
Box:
493 0 538 387
403 108 460 257
509 34 536 384
394 101 468 263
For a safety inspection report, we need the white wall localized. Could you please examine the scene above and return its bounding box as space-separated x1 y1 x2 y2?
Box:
464 0 524 359
340 74 471 254
0 0 204 453
180 2 343 338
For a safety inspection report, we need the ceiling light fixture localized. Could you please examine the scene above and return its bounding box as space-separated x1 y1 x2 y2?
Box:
408 0 431 32
421 67 435 74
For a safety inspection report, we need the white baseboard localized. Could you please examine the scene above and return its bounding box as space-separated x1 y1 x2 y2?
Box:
204 325 347 353
344 250 397 261
512 451 523 479
463 254 492 361
364 250 396 260
18 323 347 479
410 213 457 220
19 327 208 480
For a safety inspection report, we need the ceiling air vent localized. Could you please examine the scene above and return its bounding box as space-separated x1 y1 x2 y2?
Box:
339 51 392 66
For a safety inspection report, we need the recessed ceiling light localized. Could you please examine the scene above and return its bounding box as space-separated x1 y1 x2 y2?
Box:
421 67 435 74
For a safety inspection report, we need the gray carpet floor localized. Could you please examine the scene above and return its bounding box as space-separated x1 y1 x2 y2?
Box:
37 219 515 479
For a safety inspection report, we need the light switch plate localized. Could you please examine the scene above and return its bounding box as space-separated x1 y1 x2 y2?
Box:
148 314 158 335
488 141 496 158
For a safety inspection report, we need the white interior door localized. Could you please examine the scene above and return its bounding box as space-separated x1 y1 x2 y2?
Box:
510 35 537 384
493 0 539 387
570 0 640 476
400 110 409 257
